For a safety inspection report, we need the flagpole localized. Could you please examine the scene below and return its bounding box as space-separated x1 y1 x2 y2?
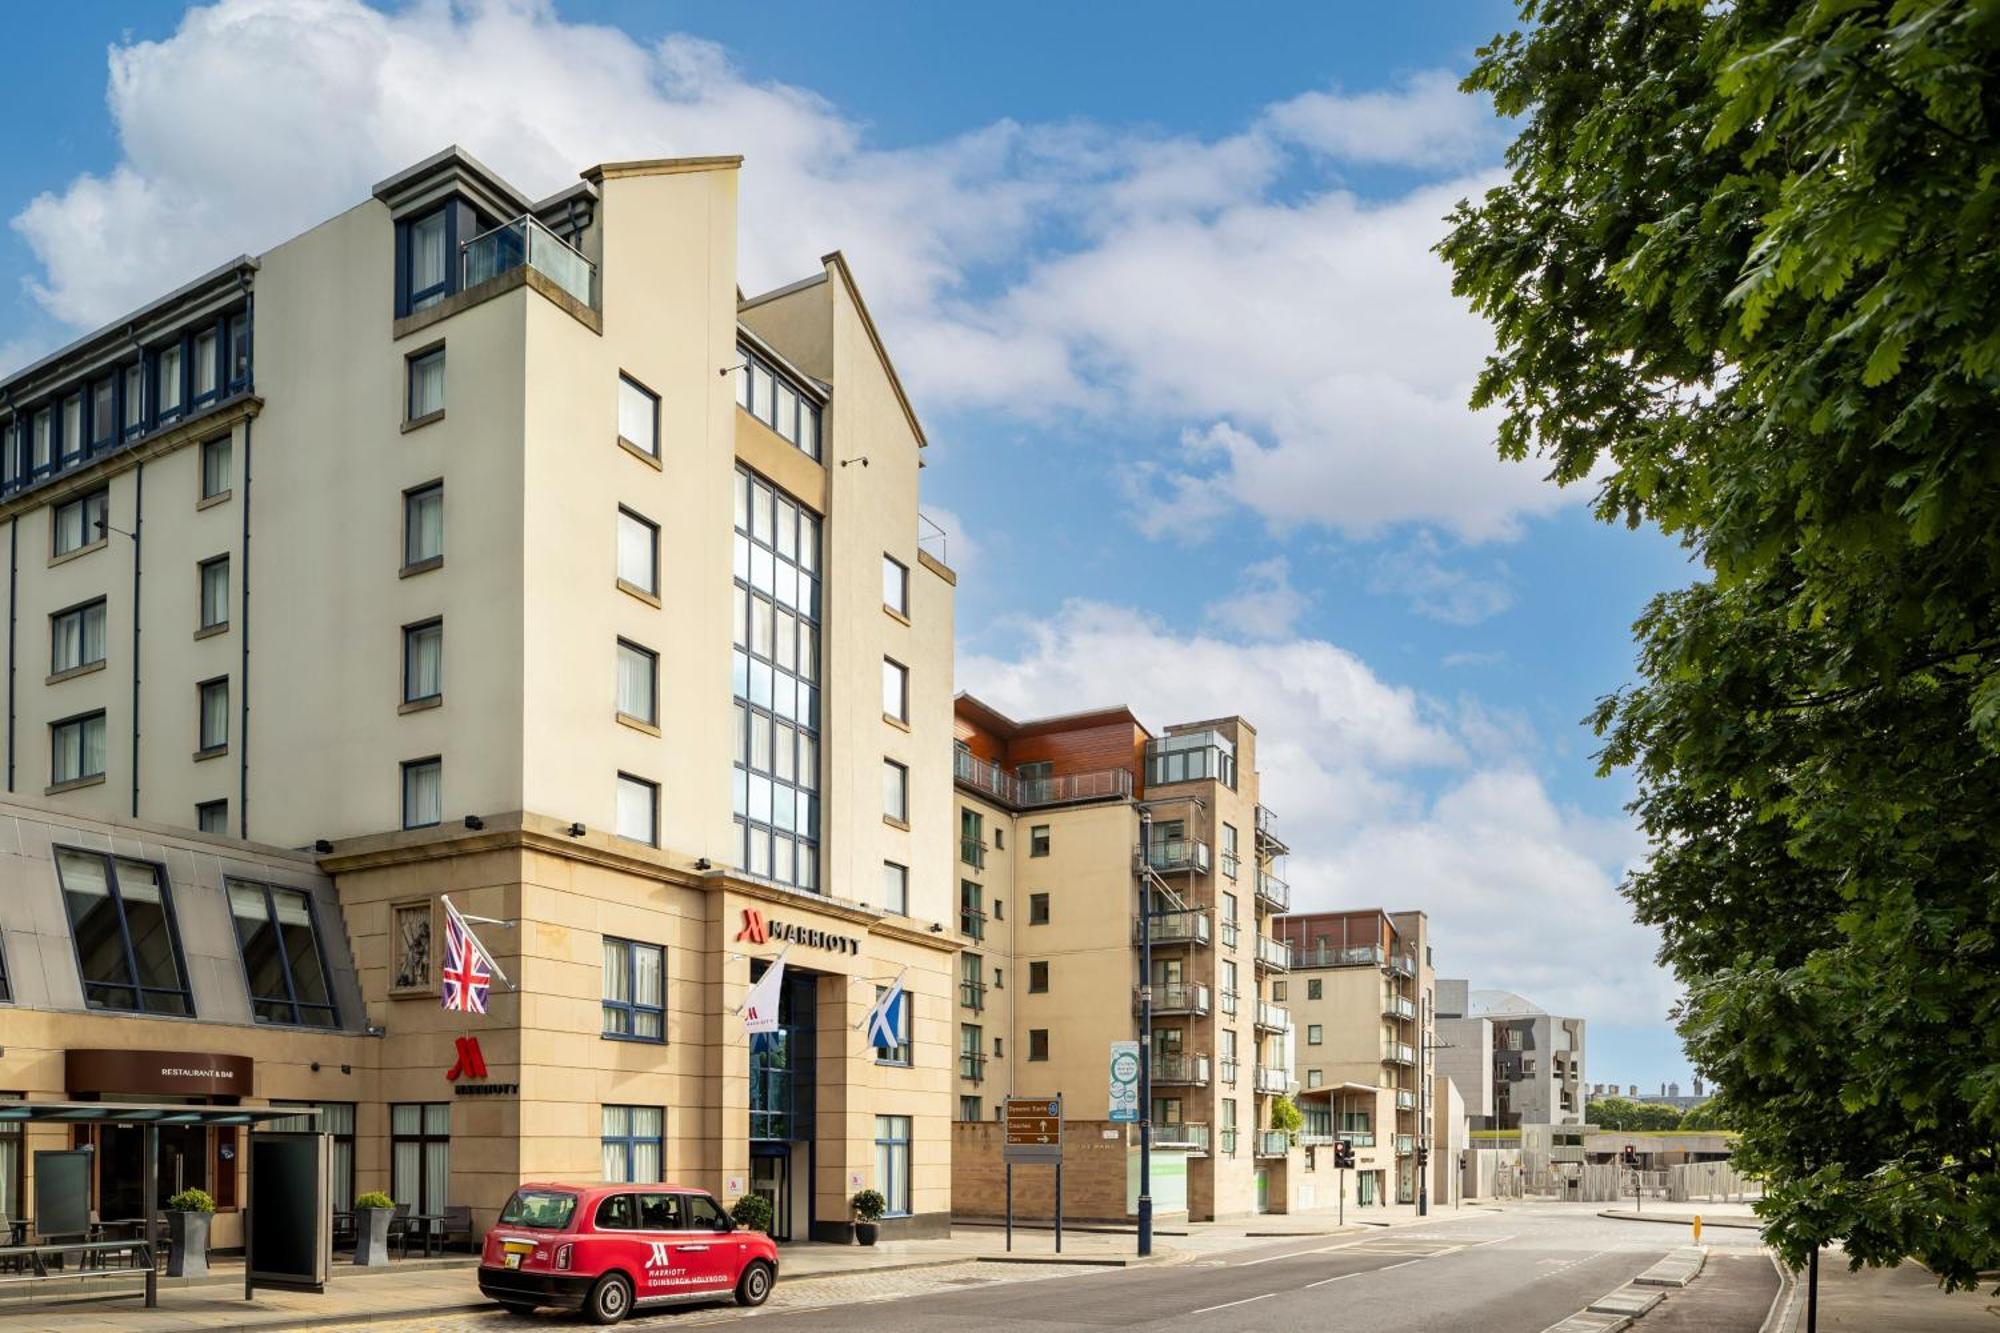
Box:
442 894 516 992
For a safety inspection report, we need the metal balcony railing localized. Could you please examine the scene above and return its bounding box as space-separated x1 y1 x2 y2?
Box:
1219 1057 1240 1086
1140 838 1211 875
1220 919 1240 949
960 980 986 1011
1255 869 1290 913
1396 1089 1417 1111
1254 935 1291 971
1254 803 1288 854
1156 1122 1210 1153
1254 1001 1289 1032
1140 982 1211 1016
1256 1130 1292 1158
462 215 596 308
1220 1128 1238 1156
1150 1053 1211 1086
1383 1041 1416 1066
960 906 986 942
1218 989 1239 1017
1219 850 1240 880
960 836 987 870
1139 910 1212 948
1254 1064 1291 1095
959 1053 986 1082
951 748 1134 809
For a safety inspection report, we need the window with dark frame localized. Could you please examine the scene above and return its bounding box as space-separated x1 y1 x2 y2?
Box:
200 436 232 500
196 800 228 836
402 756 442 829
55 847 194 1015
616 639 657 726
881 861 908 915
406 346 445 421
52 489 109 557
616 772 658 846
1029 892 1050 925
227 878 339 1027
403 481 444 570
882 555 908 616
50 711 107 786
1030 825 1050 857
402 209 450 313
199 555 230 630
883 758 908 822
618 507 659 597
733 343 821 459
1030 960 1049 992
389 1102 450 1215
602 937 665 1041
403 619 443 704
1029 1029 1050 1061
618 373 660 458
50 598 107 675
601 1105 665 1182
197 677 229 754
881 658 909 721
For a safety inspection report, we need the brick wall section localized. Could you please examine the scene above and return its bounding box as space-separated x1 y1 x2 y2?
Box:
953 1120 1176 1222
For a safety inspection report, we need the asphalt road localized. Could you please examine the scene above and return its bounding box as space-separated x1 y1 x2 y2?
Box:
738 1209 1763 1333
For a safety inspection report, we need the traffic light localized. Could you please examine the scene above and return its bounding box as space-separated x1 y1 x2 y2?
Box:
1621 1144 1639 1168
1334 1139 1356 1169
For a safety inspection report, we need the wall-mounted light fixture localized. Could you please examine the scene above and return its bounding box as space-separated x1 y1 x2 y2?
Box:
464 815 485 831
566 822 587 838
313 839 334 854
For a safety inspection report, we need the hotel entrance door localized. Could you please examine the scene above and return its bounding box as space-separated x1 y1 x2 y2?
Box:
750 1150 791 1242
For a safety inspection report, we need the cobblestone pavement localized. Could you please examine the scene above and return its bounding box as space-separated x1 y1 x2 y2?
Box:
279 1260 1115 1331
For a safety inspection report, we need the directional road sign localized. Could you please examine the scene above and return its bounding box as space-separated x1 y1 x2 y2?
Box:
1004 1096 1063 1164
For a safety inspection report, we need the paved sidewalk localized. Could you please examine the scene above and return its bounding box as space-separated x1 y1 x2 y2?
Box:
1773 1248 2000 1331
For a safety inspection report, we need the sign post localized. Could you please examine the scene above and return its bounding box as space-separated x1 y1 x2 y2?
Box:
1003 1096 1064 1254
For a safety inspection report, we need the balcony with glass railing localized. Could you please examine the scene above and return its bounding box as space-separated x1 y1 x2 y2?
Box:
1394 1134 1415 1155
461 215 596 309
1396 1089 1417 1111
1341 1130 1377 1148
1388 951 1417 978
1254 868 1289 913
1382 995 1416 1021
952 747 1134 809
1291 943 1384 969
1156 1122 1211 1153
1254 802 1288 854
1139 910 1212 948
1151 1053 1211 1086
1254 1001 1289 1033
1254 934 1291 972
1139 982 1212 1016
1256 1129 1292 1157
1382 1041 1416 1066
1139 836 1211 875
1254 1064 1291 1095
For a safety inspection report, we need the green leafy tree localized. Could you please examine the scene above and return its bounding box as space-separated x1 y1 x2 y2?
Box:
1588 1096 1643 1131
1441 0 2000 1290
1269 1094 1305 1139
1631 1103 1686 1133
1678 1100 1732 1133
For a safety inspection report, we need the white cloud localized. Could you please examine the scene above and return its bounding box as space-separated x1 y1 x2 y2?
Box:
5 4 1574 545
1368 534 1515 624
962 601 1675 1027
1204 557 1308 640
918 504 979 576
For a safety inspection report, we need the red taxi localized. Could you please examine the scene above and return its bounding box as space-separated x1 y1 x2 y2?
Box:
479 1182 779 1323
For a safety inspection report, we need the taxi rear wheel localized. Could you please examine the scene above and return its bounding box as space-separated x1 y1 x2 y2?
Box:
736 1260 775 1307
584 1272 633 1325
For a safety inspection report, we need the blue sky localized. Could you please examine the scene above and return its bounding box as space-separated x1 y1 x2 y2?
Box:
1 1 1698 1091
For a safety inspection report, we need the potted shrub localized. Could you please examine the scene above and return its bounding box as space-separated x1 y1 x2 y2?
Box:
165 1188 215 1277
849 1188 886 1246
353 1191 398 1267
730 1192 774 1235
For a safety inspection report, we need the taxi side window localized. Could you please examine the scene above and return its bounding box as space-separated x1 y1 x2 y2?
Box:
638 1193 682 1230
684 1194 729 1231
595 1194 638 1229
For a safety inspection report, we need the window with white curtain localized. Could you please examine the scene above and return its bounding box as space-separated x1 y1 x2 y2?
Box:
883 759 908 822
51 712 107 785
882 861 908 916
199 556 230 630
618 374 659 457
157 343 184 416
198 678 229 753
390 1102 450 1213
616 640 657 725
404 620 443 703
406 347 445 420
200 436 232 499
616 773 657 846
402 757 442 829
602 938 664 1041
407 211 448 311
50 599 106 674
874 1115 912 1216
404 482 443 569
601 1105 664 1183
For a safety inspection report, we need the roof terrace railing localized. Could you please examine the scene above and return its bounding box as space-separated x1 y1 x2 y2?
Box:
462 215 596 309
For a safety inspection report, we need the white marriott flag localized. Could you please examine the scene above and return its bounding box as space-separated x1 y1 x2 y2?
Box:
739 946 788 1036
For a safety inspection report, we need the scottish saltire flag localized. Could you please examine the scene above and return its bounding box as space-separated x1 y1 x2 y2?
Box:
441 898 494 1014
866 972 907 1052
740 947 789 1036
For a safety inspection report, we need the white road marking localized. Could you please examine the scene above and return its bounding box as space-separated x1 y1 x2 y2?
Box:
1306 1272 1360 1289
1192 1293 1276 1314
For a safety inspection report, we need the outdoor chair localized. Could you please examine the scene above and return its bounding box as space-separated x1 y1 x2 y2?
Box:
439 1205 473 1253
387 1204 415 1259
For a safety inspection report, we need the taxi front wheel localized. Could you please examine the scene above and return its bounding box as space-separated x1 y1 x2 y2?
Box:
736 1260 775 1307
585 1272 633 1325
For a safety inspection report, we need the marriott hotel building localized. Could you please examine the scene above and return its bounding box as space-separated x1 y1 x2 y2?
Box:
0 148 959 1245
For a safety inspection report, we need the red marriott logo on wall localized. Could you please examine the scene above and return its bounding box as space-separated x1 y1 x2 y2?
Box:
734 907 860 955
446 1036 488 1081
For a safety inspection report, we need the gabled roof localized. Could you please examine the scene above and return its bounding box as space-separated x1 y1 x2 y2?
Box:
821 251 926 449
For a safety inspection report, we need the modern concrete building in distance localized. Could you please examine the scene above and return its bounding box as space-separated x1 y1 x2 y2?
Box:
948 697 1315 1219
0 146 961 1242
1272 909 1438 1207
1436 981 1586 1129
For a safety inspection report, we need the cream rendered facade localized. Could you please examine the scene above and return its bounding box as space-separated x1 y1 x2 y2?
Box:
950 702 1304 1220
0 147 959 1241
1278 909 1437 1208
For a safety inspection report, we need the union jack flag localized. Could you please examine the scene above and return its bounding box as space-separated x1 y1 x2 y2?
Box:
441 900 493 1015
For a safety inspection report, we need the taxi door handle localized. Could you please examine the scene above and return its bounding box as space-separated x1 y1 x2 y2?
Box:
678 1244 709 1252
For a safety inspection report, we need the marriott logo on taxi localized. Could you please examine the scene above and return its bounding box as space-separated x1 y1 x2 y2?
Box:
648 1241 672 1268
734 908 860 955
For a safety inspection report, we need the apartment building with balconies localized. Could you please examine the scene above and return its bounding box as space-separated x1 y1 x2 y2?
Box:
949 696 1305 1219
1436 981 1587 1129
0 146 960 1243
1273 908 1438 1207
